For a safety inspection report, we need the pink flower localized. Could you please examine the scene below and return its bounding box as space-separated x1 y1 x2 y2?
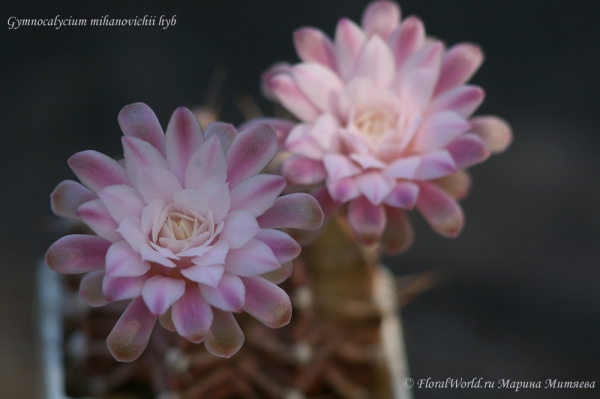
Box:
258 0 512 251
46 103 323 361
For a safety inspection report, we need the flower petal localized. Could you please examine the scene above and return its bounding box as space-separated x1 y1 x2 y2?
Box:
397 42 443 113
141 275 186 315
117 216 148 253
122 136 168 186
326 176 360 203
261 62 293 101
434 43 484 96
172 285 213 343
361 0 401 40
165 106 205 184
416 182 464 237
50 180 97 221
204 308 244 358
190 240 230 267
348 196 386 246
384 155 420 179
137 166 182 204
118 102 166 157
182 263 225 287
381 206 413 254
257 193 324 230
432 171 471 200
103 275 147 301
254 229 301 264
355 171 394 205
334 18 366 80
323 153 362 180
414 150 457 180
46 234 111 274
282 156 327 185
294 27 337 69
185 134 228 188
285 124 325 160
446 133 490 169
411 111 471 153
219 210 261 249
226 123 278 187
354 35 395 88
383 181 419 209
76 199 121 242
268 73 321 122
225 239 281 277
229 174 286 217
238 118 296 149
260 261 293 285
105 241 151 277
106 297 157 362
203 122 237 152
388 16 426 68
98 185 145 223
196 181 231 223
469 116 513 153
429 85 485 118
68 150 130 192
241 276 292 328
200 273 245 312
78 270 108 307
292 63 344 113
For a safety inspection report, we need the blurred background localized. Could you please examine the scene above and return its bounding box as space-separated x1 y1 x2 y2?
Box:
2 0 600 398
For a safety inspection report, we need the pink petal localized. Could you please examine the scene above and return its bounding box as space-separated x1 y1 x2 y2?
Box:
260 262 293 285
361 0 401 40
103 274 147 301
349 153 386 170
172 285 213 343
383 181 419 209
323 153 362 180
355 171 394 205
189 240 230 267
68 150 130 192
185 135 228 188
159 309 175 332
261 62 292 101
229 174 286 217
310 114 341 151
292 63 344 113
139 243 176 268
285 124 326 160
384 155 421 179
434 43 484 96
172 189 209 217
334 18 366 80
204 309 244 358
294 27 337 69
241 276 292 328
50 180 97 220
388 16 426 68
381 206 413 254
354 35 395 88
118 103 166 157
446 133 490 169
116 216 149 253
268 73 321 122
219 210 260 249
76 199 121 242
196 181 231 224
416 182 464 237
282 156 327 185
326 176 360 203
203 122 237 152
429 85 485 118
469 116 513 153
254 229 301 264
224 239 280 277
97 185 145 223
106 297 158 362
397 42 443 113
256 193 324 230
200 273 245 312
141 275 186 315
46 234 110 274
141 198 166 236
137 166 182 204
165 107 205 184
122 136 168 186
348 196 386 246
182 263 225 287
432 171 471 200
78 270 108 307
105 241 151 277
226 123 278 187
238 118 296 149
411 111 471 153
414 150 457 180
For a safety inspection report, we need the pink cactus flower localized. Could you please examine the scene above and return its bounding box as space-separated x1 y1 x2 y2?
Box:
258 0 512 251
46 103 323 361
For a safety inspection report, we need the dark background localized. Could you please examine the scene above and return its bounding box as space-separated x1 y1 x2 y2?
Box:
2 1 600 398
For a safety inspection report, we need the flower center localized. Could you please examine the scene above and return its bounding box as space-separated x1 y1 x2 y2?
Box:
355 109 396 138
